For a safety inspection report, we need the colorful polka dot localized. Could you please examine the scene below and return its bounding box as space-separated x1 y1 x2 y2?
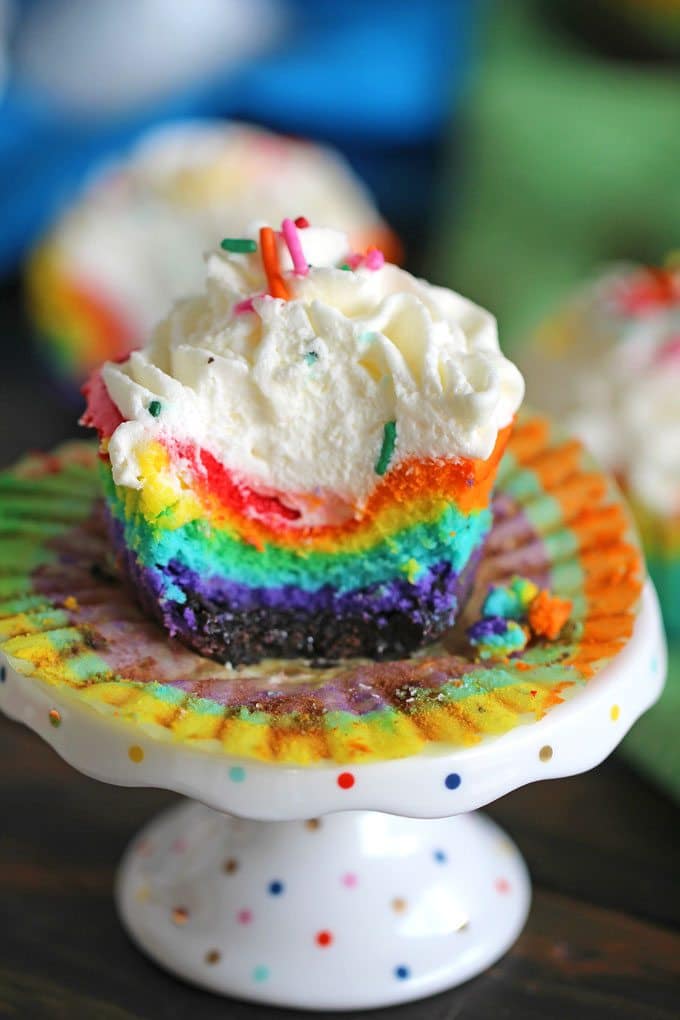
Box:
315 930 333 948
305 819 321 831
229 765 246 783
172 906 189 925
434 849 447 864
236 909 253 925
223 858 239 874
205 949 221 965
610 704 620 721
48 709 61 728
395 965 410 980
391 897 407 913
539 745 553 762
268 880 284 896
495 878 511 894
341 872 358 889
128 745 144 764
444 772 461 790
337 772 355 790
253 965 270 983
0 665 6 682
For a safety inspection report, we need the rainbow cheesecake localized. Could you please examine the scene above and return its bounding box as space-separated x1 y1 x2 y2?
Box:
27 120 399 393
520 261 680 634
83 221 524 664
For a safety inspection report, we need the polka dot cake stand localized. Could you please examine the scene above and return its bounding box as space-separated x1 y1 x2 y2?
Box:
0 416 667 1011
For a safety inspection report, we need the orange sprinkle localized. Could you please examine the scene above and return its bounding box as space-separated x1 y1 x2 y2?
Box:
528 590 573 640
63 595 79 611
259 226 289 300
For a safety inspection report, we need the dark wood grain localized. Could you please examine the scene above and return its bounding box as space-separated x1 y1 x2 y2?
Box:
488 761 679 928
1 714 678 1020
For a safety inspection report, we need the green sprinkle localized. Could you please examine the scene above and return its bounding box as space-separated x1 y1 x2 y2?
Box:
148 400 162 418
340 263 352 271
375 420 397 476
304 351 319 366
221 238 257 253
359 331 377 346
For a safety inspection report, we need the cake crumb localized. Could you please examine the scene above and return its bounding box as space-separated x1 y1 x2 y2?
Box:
528 590 572 640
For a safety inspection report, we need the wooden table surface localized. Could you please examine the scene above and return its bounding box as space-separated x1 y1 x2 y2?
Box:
1 284 679 1019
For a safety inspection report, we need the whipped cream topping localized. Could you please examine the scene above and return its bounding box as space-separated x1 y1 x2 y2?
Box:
40 121 389 341
522 264 680 516
101 227 524 520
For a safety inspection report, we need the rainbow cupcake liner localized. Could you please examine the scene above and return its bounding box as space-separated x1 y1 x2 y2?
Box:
0 414 644 765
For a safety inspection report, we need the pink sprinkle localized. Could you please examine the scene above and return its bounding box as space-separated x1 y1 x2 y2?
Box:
281 217 308 276
364 249 385 271
234 295 261 315
341 872 358 889
237 909 253 925
345 250 385 271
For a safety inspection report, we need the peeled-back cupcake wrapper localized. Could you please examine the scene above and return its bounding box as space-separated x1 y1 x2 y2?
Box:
0 414 643 765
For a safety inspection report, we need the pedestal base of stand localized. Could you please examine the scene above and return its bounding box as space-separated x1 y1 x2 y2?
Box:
116 802 530 1011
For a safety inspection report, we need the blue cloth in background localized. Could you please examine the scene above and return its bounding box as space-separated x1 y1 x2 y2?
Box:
0 0 476 273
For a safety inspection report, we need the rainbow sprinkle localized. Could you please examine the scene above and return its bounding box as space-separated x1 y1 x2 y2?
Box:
281 218 309 276
260 226 289 300
221 238 258 254
375 421 397 476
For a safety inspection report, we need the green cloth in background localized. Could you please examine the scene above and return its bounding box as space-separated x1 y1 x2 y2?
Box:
431 0 680 800
431 0 680 355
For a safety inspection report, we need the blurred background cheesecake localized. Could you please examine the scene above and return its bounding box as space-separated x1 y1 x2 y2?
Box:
25 121 399 392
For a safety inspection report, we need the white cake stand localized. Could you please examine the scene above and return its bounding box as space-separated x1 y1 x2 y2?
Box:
0 581 665 1011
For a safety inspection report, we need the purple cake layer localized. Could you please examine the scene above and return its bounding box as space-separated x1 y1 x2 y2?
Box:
110 516 483 664
160 557 468 617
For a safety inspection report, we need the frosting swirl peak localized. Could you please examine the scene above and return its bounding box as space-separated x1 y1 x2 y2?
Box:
101 226 524 518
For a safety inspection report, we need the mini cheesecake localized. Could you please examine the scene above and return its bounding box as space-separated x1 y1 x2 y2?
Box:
83 221 524 663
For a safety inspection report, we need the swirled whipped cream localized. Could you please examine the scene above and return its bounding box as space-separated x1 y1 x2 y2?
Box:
101 226 524 513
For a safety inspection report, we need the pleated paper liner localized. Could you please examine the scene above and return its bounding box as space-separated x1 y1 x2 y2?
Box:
0 415 644 765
